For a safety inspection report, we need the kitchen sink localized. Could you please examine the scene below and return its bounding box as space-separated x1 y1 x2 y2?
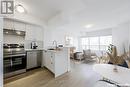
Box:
48 48 55 50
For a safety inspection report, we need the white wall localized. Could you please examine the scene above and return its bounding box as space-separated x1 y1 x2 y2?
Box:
44 26 80 50
85 28 112 37
0 17 3 87
112 21 130 55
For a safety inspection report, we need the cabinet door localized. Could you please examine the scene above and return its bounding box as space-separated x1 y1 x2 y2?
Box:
25 24 35 40
3 19 14 29
45 52 52 70
43 51 47 67
3 19 26 31
50 52 55 73
33 26 43 41
14 22 26 31
25 24 43 41
27 51 37 69
43 51 54 72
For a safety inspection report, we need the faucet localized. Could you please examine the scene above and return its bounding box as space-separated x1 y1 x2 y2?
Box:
52 40 58 49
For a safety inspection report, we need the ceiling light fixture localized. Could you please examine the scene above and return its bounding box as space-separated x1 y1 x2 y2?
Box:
15 4 25 13
85 24 94 28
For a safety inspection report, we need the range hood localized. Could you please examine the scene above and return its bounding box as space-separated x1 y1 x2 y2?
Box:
3 29 26 36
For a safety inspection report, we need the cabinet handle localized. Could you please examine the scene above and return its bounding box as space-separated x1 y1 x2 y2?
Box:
11 59 13 66
51 58 53 64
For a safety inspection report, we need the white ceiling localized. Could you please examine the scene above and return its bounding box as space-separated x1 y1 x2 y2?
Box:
16 0 130 30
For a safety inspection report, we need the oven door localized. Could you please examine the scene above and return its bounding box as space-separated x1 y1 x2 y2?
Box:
4 57 12 74
4 54 26 74
11 54 26 72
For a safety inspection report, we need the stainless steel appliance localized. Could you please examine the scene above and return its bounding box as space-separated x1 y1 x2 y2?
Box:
4 44 26 78
4 29 26 36
31 41 38 49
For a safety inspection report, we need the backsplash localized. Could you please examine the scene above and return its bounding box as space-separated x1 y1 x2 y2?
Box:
24 40 43 49
4 34 25 44
4 35 43 49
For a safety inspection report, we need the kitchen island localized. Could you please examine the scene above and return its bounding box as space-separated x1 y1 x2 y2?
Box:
42 47 70 78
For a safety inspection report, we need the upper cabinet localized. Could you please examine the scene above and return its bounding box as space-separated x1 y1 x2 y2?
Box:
25 24 35 40
4 19 26 31
25 24 43 41
33 26 43 41
4 19 44 41
4 19 14 29
14 22 26 31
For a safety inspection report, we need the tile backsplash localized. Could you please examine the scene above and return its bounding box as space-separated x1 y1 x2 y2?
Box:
4 34 43 49
24 40 43 49
4 34 25 44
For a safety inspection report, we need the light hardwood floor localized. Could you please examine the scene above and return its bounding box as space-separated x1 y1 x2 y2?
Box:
4 61 100 87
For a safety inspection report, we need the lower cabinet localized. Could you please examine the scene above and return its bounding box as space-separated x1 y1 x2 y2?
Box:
43 51 54 73
43 48 70 78
27 51 37 69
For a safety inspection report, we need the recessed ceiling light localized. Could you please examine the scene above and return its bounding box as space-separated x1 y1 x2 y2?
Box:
15 4 25 13
85 24 94 28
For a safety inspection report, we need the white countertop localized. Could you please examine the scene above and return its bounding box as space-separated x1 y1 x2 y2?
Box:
25 47 68 52
44 49 64 53
25 49 45 51
25 49 62 52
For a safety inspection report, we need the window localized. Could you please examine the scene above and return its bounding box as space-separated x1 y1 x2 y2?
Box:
81 38 89 49
89 37 99 50
80 36 112 51
100 36 112 50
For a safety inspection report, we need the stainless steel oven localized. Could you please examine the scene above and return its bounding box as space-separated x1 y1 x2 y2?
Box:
4 44 26 78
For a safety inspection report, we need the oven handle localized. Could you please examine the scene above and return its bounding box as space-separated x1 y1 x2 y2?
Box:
4 54 26 58
11 58 13 66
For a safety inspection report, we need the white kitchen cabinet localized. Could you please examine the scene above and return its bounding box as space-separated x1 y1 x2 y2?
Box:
33 27 43 41
4 19 43 41
27 51 37 69
3 19 26 31
43 51 54 73
3 19 14 29
14 22 26 31
25 24 43 41
42 47 70 78
25 24 35 40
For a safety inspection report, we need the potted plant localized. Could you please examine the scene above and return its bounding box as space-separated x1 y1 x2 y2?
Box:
107 45 128 72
